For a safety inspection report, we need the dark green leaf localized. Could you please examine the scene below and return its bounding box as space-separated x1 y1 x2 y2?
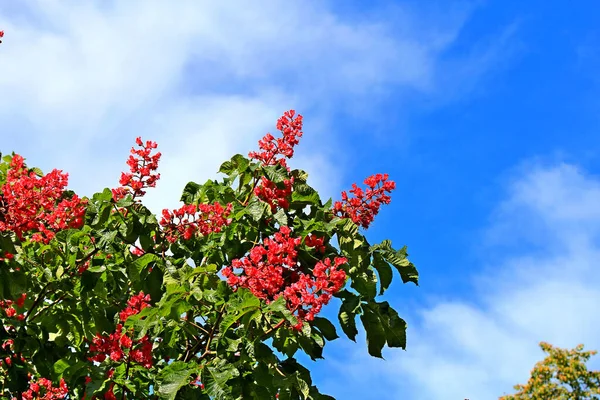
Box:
273 208 288 226
156 361 198 400
246 197 270 222
311 317 339 341
360 306 386 358
291 183 320 205
338 295 360 341
372 253 393 295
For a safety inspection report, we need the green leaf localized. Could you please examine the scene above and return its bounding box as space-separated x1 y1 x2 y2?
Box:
338 295 360 341
294 372 310 399
338 218 359 236
180 181 202 204
372 253 393 295
97 230 117 250
53 359 70 376
290 169 309 183
219 154 249 175
371 240 419 286
31 166 44 177
360 306 386 358
156 361 198 400
350 270 377 299
246 197 270 222
263 165 289 184
273 208 288 226
131 253 159 275
369 301 407 349
291 183 320 205
203 358 240 399
92 188 113 203
311 317 339 341
219 289 260 335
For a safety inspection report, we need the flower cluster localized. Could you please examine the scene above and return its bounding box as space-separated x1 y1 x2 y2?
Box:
254 177 293 212
112 137 161 201
223 226 300 300
304 234 325 253
333 173 396 229
249 110 303 169
283 257 347 326
88 324 153 368
119 291 151 321
222 226 347 328
0 293 27 320
88 292 153 369
160 202 233 243
21 377 68 400
0 155 87 243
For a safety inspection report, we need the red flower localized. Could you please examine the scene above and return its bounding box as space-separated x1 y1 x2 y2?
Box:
119 291 151 322
333 173 396 229
0 155 87 243
21 377 68 399
104 384 117 400
223 226 347 326
89 294 154 369
112 137 161 201
16 293 26 308
254 177 293 212
160 202 232 243
249 110 303 169
305 234 325 253
4 306 16 317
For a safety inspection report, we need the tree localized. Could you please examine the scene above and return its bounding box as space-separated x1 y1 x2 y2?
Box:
0 110 418 399
500 342 600 399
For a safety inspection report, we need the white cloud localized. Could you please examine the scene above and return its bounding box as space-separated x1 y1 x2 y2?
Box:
0 0 486 213
416 164 600 398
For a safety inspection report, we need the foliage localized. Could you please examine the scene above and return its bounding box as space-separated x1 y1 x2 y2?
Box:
500 342 600 400
0 110 418 399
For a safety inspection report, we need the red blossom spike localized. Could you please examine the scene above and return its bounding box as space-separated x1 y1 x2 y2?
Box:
112 137 161 201
333 173 396 229
249 110 303 169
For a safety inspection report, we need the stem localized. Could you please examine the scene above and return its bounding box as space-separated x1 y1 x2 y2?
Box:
204 305 226 355
186 305 227 362
76 248 99 265
24 281 53 323
121 351 132 400
185 319 210 336
263 319 286 338
241 172 260 206
29 292 68 322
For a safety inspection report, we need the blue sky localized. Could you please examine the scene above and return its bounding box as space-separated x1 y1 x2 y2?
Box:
2 1 600 399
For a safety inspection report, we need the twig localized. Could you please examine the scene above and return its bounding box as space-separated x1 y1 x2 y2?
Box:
29 292 68 322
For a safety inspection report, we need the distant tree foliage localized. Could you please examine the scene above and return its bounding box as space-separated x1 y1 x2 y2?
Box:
500 342 600 399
